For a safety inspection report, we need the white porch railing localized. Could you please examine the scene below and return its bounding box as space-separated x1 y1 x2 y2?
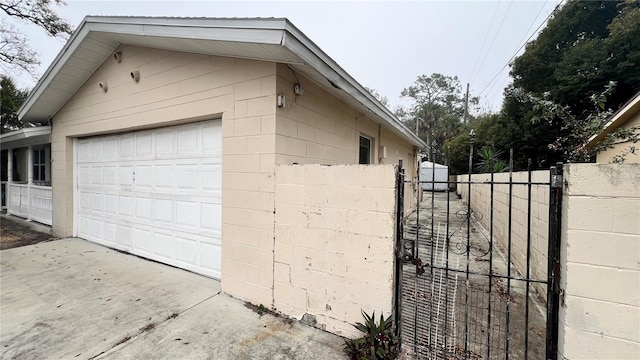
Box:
7 183 52 226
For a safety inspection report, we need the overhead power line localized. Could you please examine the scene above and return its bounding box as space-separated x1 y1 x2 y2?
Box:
477 0 563 99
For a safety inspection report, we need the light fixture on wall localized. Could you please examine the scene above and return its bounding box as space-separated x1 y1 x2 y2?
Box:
113 52 123 63
130 70 140 82
99 81 108 92
294 83 304 96
277 94 286 108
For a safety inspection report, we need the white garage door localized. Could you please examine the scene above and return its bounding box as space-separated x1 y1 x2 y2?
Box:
75 121 222 279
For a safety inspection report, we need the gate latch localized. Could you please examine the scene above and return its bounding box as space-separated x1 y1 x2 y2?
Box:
551 174 563 188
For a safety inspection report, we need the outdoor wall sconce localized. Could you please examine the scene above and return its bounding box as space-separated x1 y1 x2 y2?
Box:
277 94 286 107
130 70 140 82
99 81 108 92
294 83 304 96
113 52 122 63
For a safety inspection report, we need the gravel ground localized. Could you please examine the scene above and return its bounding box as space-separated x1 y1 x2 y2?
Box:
0 215 56 250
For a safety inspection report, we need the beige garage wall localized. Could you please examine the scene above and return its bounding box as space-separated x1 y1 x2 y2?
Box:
559 164 640 359
274 164 397 337
596 111 640 164
51 45 278 306
275 64 417 213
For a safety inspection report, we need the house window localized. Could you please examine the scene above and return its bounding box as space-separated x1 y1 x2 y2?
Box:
33 148 46 182
359 135 372 164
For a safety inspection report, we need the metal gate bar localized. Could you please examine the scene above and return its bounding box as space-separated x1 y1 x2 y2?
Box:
394 149 562 360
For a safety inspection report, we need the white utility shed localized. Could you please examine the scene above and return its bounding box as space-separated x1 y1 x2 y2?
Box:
420 161 449 191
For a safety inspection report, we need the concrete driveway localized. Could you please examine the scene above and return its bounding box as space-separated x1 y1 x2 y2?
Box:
0 238 346 359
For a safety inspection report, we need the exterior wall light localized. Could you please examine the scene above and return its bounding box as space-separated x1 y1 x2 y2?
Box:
294 83 304 96
99 82 108 92
113 52 123 63
130 71 140 82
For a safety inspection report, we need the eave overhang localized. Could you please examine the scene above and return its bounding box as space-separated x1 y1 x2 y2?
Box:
18 16 425 149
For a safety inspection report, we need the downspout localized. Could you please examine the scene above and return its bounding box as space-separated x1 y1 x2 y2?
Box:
378 124 382 164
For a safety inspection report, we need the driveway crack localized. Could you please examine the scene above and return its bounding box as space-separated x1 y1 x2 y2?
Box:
87 291 220 359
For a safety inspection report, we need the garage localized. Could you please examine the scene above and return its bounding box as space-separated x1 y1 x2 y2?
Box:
75 120 222 279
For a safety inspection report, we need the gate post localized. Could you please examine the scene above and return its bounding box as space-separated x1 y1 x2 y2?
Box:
546 163 563 360
394 160 405 337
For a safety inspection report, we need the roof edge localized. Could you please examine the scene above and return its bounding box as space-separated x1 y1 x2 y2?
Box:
587 92 640 148
0 126 52 144
282 20 426 148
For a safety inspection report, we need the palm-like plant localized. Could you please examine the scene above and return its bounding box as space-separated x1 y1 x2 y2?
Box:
344 310 400 360
476 147 508 173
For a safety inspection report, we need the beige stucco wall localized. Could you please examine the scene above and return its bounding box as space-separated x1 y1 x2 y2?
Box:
596 110 640 164
274 164 397 337
457 171 550 298
559 163 640 359
275 64 417 214
50 45 278 306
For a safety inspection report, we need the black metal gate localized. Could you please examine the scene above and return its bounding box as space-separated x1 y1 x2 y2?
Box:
394 150 562 360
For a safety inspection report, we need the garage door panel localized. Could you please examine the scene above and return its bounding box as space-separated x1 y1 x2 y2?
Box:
135 133 153 159
104 137 119 160
133 227 153 254
177 127 199 155
201 203 222 231
78 166 91 186
119 166 134 186
119 135 134 158
155 130 176 157
104 166 118 186
103 221 117 245
175 234 197 265
135 196 153 221
200 242 221 272
104 194 118 215
119 195 134 216
91 139 103 160
134 165 153 188
176 165 198 189
154 165 174 189
90 193 104 213
175 200 199 228
117 224 133 249
154 231 173 259
154 198 173 223
77 120 222 279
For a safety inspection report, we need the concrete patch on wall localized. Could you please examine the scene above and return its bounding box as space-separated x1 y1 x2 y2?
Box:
273 164 397 338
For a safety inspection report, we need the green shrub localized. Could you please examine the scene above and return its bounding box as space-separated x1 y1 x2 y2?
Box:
343 310 400 360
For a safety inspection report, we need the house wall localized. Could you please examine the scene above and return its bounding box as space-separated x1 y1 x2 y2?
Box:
49 45 419 327
457 171 550 297
275 64 417 213
559 163 640 359
50 45 278 306
596 110 640 164
273 164 397 337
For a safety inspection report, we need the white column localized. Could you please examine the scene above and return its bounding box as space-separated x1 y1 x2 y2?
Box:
27 146 33 220
7 148 12 213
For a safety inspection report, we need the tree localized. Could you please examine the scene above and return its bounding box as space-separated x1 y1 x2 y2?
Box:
400 73 478 163
1 0 73 75
364 87 390 108
496 0 640 168
1 75 29 134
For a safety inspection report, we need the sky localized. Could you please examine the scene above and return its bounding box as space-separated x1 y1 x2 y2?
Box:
7 0 562 114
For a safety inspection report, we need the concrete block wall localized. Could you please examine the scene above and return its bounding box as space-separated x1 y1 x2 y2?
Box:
457 171 550 297
559 163 640 359
273 164 397 337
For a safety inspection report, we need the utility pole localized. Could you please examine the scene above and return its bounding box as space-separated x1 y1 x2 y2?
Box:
463 83 470 124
